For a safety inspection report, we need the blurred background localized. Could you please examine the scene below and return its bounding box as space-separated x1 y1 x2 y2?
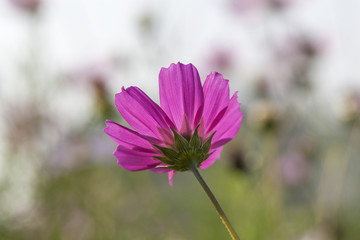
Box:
0 0 360 239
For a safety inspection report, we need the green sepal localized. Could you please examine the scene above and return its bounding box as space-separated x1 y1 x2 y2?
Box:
204 151 215 161
171 128 189 152
202 132 216 154
189 125 201 148
153 156 174 165
153 145 179 160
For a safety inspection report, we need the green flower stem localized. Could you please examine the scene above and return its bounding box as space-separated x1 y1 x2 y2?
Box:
190 163 240 240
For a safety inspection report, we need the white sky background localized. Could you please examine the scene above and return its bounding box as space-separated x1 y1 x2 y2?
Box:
0 0 359 88
0 0 360 130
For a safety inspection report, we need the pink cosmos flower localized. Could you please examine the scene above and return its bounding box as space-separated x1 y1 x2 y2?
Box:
9 0 41 12
104 62 243 185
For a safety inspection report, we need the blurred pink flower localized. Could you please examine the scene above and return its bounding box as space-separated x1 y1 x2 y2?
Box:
9 0 41 12
65 58 118 119
104 62 243 185
4 100 52 152
271 34 326 90
66 58 117 85
280 151 309 186
207 48 234 73
229 0 296 13
47 130 115 174
276 34 325 62
265 0 295 10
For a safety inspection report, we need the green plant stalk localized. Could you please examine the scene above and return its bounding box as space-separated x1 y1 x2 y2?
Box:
190 162 240 240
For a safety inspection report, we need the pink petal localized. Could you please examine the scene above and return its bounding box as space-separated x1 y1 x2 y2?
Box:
211 92 243 148
115 87 174 142
199 147 223 169
159 63 204 133
168 171 177 186
104 120 156 151
202 72 230 135
114 145 162 171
